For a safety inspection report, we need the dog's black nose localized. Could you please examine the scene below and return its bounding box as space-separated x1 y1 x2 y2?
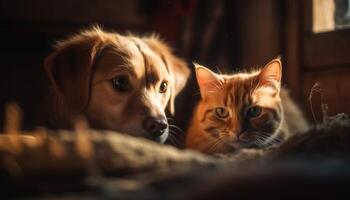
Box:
143 117 168 137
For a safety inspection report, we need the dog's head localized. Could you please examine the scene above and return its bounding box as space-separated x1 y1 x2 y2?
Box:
44 27 190 143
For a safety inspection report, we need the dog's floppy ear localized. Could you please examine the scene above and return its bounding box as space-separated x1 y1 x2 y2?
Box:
166 55 190 114
44 32 104 113
143 36 190 115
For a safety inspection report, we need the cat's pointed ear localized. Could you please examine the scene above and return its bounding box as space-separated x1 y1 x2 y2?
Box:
257 58 282 94
194 63 223 98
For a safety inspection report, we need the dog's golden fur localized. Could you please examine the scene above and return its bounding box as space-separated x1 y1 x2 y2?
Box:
38 27 190 142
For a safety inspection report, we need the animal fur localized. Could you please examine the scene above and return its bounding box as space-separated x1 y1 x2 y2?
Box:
37 27 190 142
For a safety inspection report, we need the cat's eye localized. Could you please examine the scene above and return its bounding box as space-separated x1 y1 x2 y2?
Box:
159 81 168 93
112 75 130 92
246 106 262 118
215 107 229 118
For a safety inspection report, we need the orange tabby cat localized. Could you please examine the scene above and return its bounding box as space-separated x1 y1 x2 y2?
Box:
185 58 309 154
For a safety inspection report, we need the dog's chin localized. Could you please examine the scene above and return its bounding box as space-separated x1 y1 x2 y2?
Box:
153 128 169 144
121 127 169 144
142 128 169 144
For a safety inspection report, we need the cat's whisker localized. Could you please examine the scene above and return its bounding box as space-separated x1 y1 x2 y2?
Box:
203 137 220 153
256 132 283 145
249 133 274 148
249 132 274 141
255 135 270 141
206 139 222 154
254 137 267 147
264 135 281 143
205 135 226 154
258 136 280 147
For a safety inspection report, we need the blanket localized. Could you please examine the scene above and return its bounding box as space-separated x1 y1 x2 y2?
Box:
1 104 350 199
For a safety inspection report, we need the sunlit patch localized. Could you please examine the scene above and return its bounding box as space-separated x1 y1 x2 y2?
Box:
252 87 280 108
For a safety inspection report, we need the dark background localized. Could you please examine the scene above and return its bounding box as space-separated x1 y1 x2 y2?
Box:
0 0 349 132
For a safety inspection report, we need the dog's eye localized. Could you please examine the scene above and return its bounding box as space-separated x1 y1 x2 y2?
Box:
159 81 168 93
112 75 130 92
215 107 229 118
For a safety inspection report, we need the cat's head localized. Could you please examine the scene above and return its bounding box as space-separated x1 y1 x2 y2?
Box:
194 58 283 152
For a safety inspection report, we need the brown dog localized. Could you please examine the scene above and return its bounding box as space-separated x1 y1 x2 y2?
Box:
38 27 190 143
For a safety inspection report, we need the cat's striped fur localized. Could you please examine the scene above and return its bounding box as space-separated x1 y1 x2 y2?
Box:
185 58 309 154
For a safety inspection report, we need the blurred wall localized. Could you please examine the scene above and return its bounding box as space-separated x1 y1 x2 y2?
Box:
0 0 291 131
1 0 348 132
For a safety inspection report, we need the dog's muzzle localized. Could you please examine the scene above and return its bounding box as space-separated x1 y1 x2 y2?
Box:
142 117 169 143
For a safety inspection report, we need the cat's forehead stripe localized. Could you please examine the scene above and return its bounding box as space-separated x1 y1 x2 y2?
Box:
228 75 256 110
